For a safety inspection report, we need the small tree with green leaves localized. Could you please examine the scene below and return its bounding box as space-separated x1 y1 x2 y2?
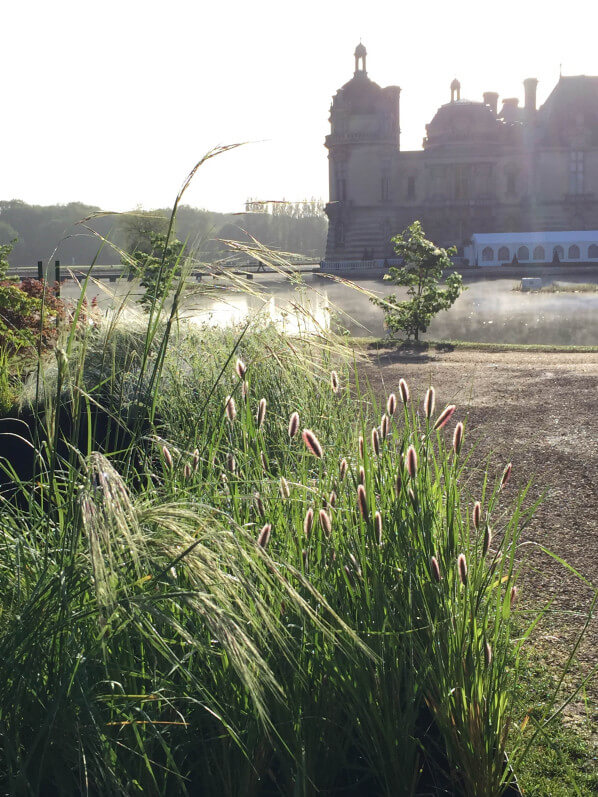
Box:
372 221 464 341
123 232 187 312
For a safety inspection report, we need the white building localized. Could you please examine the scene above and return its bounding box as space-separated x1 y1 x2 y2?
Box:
464 231 598 267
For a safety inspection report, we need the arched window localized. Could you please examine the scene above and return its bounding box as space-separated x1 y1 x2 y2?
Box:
517 246 530 261
552 245 564 262
533 245 545 261
568 244 580 259
498 246 510 261
482 246 494 262
589 244 598 259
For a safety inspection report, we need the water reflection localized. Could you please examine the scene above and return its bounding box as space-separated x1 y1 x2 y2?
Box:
61 271 598 346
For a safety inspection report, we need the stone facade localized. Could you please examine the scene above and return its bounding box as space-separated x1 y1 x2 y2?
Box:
324 45 598 264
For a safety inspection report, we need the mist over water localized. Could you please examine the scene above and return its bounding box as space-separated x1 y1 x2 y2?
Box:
63 272 598 346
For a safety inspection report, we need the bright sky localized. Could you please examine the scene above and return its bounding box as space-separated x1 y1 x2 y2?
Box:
3 0 596 214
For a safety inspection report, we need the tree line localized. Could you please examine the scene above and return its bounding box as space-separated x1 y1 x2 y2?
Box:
0 199 328 267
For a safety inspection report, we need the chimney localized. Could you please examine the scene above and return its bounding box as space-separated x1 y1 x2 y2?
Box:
523 78 538 113
483 91 499 115
501 97 519 122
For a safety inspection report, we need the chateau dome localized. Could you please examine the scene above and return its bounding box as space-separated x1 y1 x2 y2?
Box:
424 100 499 149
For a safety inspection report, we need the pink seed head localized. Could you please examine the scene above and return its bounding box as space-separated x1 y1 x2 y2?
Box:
162 445 173 469
303 507 314 538
510 585 519 608
280 476 290 499
302 428 323 458
260 451 267 471
359 465 366 485
319 509 332 536
371 427 380 457
257 523 271 548
395 469 402 497
241 380 249 399
357 483 369 520
374 511 383 546
387 392 397 416
288 411 300 438
256 398 267 428
329 490 337 507
424 387 436 419
484 640 493 668
339 458 348 481
226 453 236 474
500 463 512 489
183 462 192 480
431 556 442 582
225 395 237 422
406 445 418 479
358 435 364 459
399 378 410 405
433 404 456 430
380 413 390 439
330 371 340 394
235 358 247 380
453 421 464 454
472 501 481 530
458 553 468 586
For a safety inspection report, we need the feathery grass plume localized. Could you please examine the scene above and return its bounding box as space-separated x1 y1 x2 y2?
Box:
257 397 267 428
433 404 456 430
359 465 366 485
472 500 481 530
303 506 314 538
162 445 173 469
225 394 237 422
431 555 442 582
371 427 381 457
183 462 192 480
374 511 383 545
387 392 397 416
424 386 436 419
319 509 332 536
484 640 493 668
348 552 363 578
483 525 492 556
510 585 519 607
288 411 300 438
406 445 418 479
226 453 236 474
453 421 464 454
357 483 369 520
329 490 337 507
339 457 348 481
235 357 247 380
330 370 340 393
242 379 249 399
500 462 512 489
280 476 290 499
260 451 267 471
321 494 328 509
192 447 200 472
254 492 265 516
381 413 390 439
395 469 402 497
399 378 410 404
358 435 364 459
302 428 323 458
458 553 468 586
257 523 271 548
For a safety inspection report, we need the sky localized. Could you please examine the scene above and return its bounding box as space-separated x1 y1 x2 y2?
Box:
2 0 597 214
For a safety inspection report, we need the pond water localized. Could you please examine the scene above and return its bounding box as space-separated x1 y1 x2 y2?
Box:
62 270 598 346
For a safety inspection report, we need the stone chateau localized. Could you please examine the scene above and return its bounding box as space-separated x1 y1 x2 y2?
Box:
323 44 598 266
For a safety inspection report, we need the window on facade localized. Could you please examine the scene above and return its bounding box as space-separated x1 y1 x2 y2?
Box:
568 244 580 259
589 244 598 258
407 176 416 200
498 246 510 261
553 245 564 261
533 245 545 261
482 247 494 262
569 151 584 194
517 246 530 261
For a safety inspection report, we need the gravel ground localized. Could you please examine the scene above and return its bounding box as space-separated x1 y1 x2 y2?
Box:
361 346 598 726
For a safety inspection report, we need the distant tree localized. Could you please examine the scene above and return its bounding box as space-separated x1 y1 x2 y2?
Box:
118 207 170 255
123 231 187 312
371 221 464 341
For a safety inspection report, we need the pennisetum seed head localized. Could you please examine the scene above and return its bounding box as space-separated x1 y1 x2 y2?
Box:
256 398 267 428
457 553 468 586
288 411 300 438
339 457 348 481
395 469 402 497
241 379 249 399
302 429 323 459
374 511 383 545
358 435 364 459
254 492 265 516
433 404 456 430
359 465 366 485
329 490 337 507
510 585 519 608
303 506 314 538
472 501 481 530
424 386 436 419
330 370 340 394
500 462 512 490
399 378 410 405
357 483 369 520
225 395 237 422
319 508 332 536
387 392 397 416
162 445 173 469
453 421 464 454
226 453 236 474
192 448 200 472
235 358 247 380
280 476 290 499
484 640 493 668
260 451 268 471
482 525 492 557
406 445 418 479
257 523 271 548
348 552 362 578
380 413 390 439
371 427 380 457
183 462 192 480
431 555 441 582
